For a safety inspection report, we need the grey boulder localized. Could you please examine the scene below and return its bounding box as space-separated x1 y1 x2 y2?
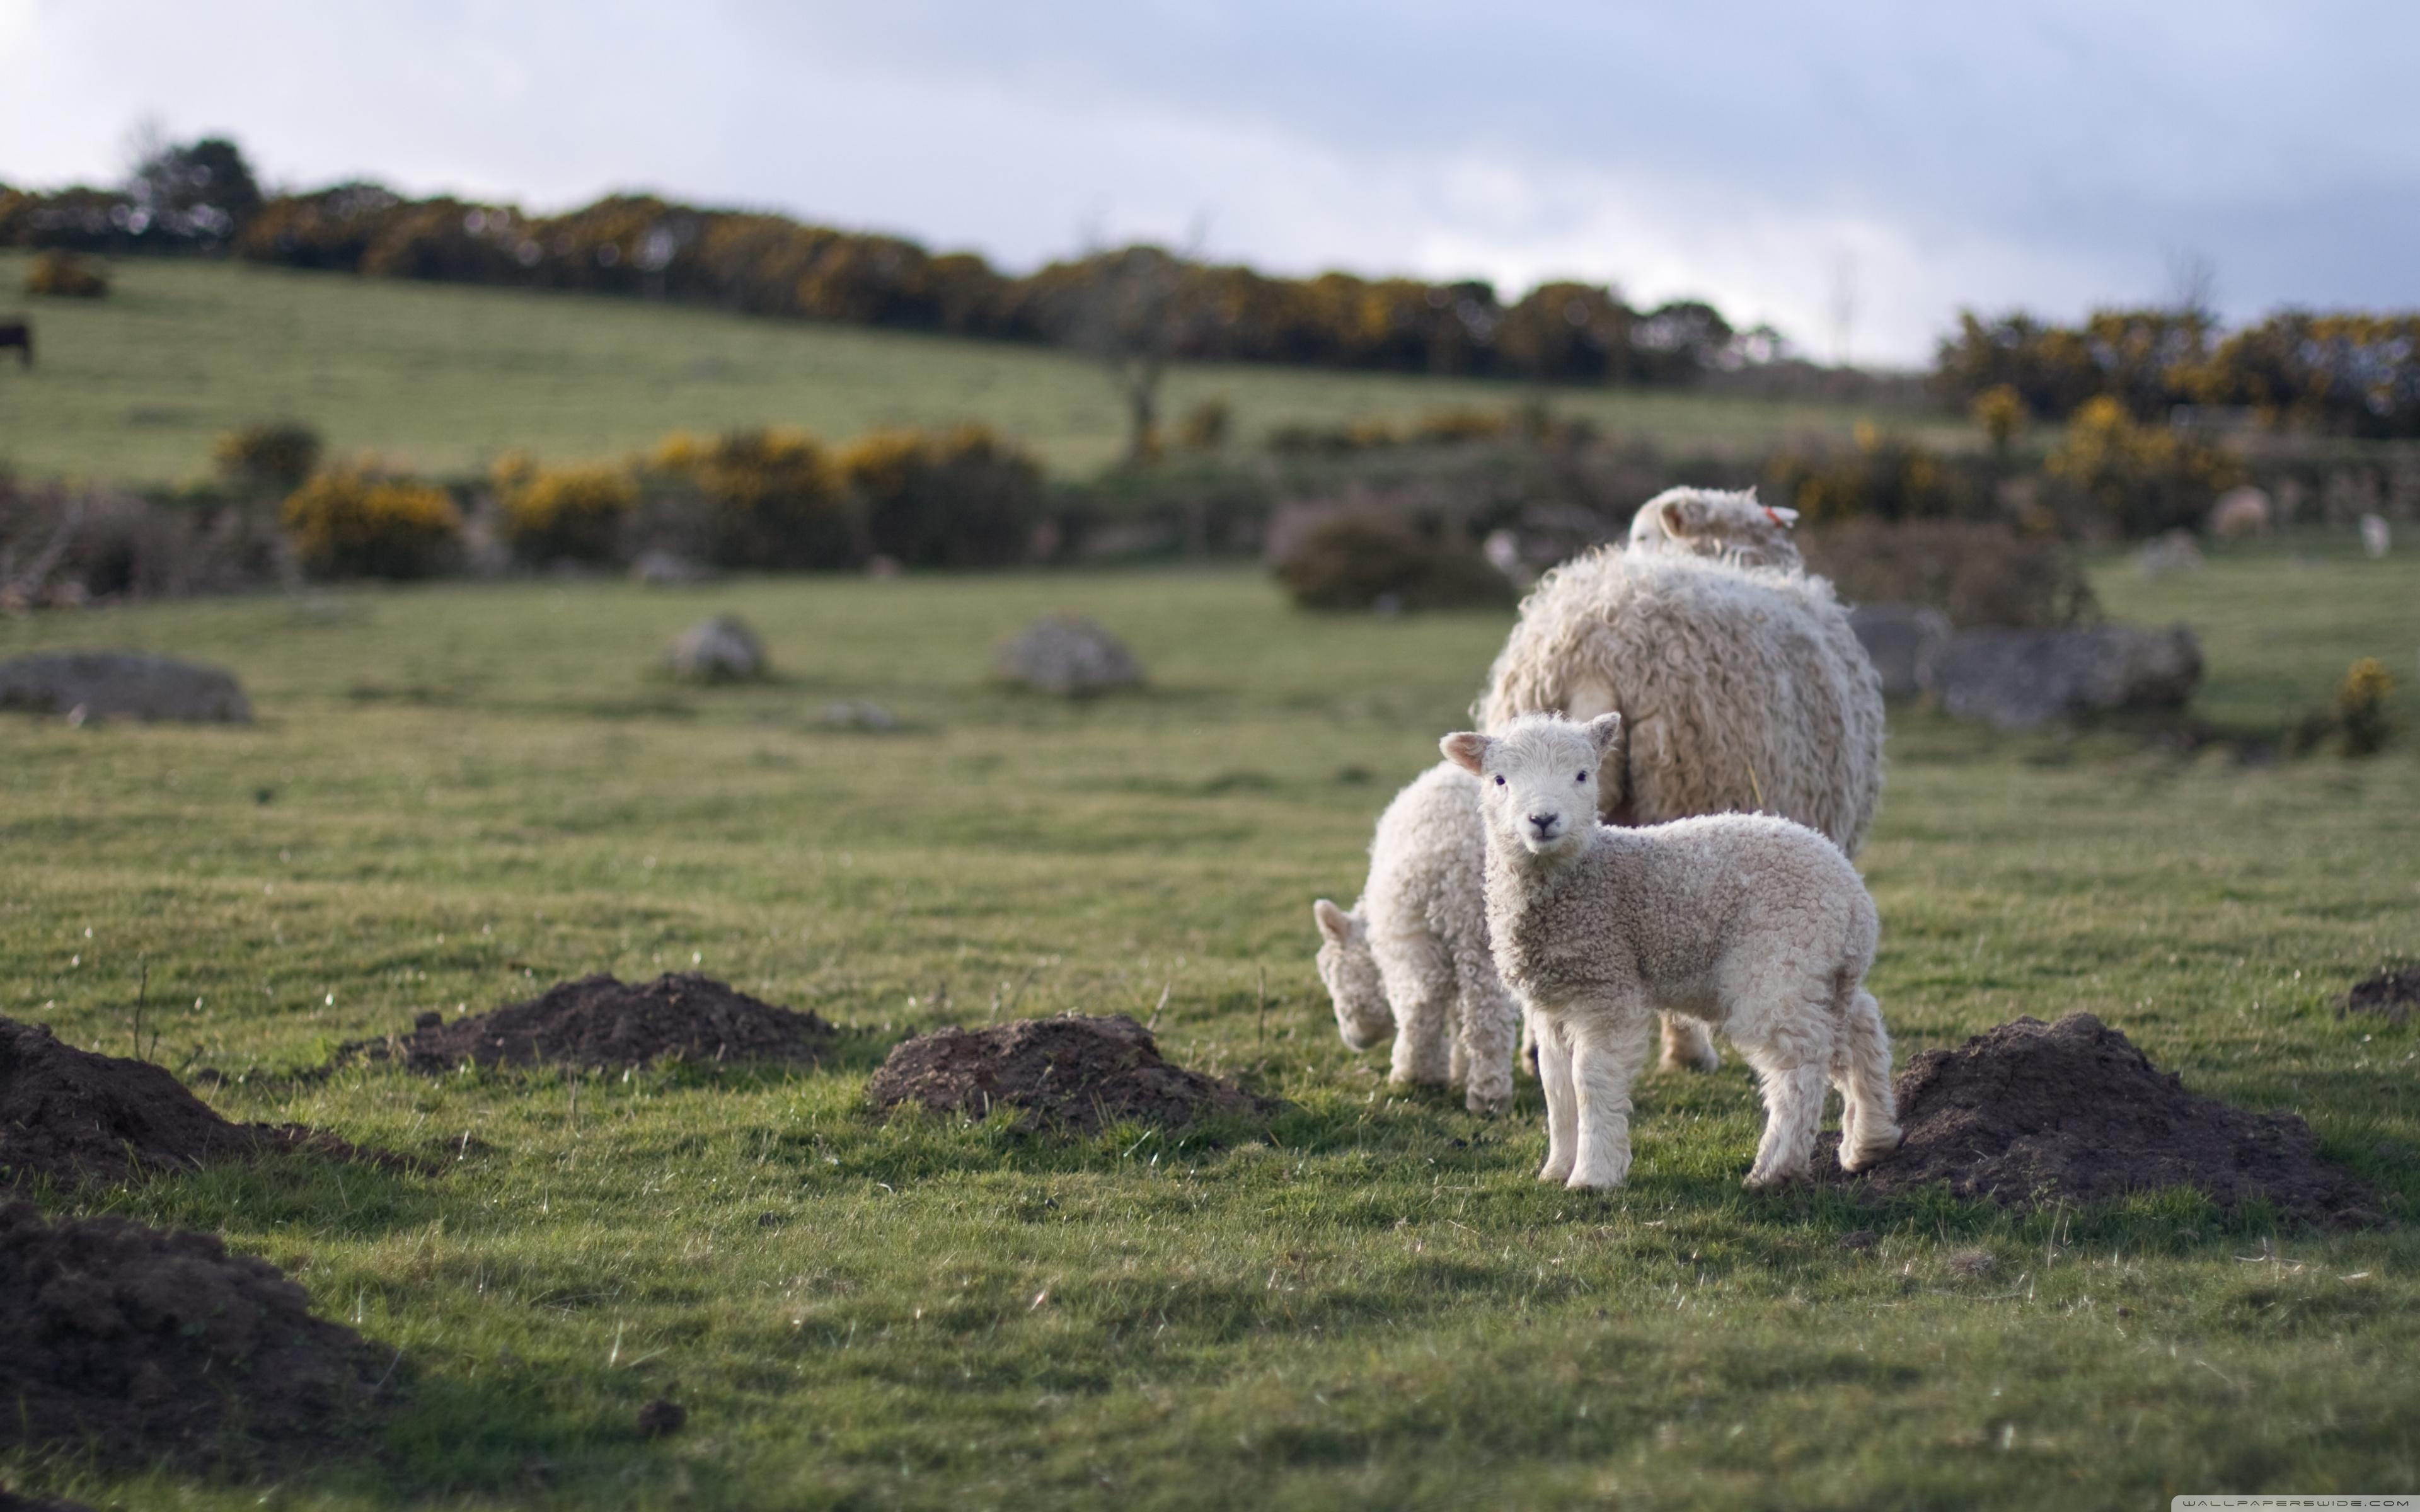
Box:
1847 604 1952 701
994 614 1144 696
1930 624 2202 730
0 651 252 723
664 614 767 682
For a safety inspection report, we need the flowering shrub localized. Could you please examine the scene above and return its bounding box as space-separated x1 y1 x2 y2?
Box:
281 469 461 579
497 462 635 564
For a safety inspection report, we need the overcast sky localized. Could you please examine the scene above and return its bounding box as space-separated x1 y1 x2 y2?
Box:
5 0 2415 365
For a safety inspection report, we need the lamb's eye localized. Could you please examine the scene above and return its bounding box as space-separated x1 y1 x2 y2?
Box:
1576 770 1588 782
1492 775 1505 786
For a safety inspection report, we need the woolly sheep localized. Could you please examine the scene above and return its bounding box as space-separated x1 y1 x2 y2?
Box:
1313 765 1718 1116
1625 485 1802 572
1474 539 1885 858
1443 712 1902 1190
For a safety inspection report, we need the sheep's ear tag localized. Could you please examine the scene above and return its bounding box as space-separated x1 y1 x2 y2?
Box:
1440 731 1489 774
1765 504 1799 528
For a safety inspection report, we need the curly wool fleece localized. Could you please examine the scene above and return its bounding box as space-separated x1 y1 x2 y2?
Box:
1443 712 1901 1191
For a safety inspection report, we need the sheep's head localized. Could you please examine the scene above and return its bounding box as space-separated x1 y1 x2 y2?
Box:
1442 711 1622 859
1311 899 1393 1050
1628 486 1801 571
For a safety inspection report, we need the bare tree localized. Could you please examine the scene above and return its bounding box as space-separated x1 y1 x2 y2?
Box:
2163 248 2219 323
1045 240 1199 468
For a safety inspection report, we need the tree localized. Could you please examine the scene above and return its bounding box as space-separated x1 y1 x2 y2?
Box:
125 132 264 244
1042 244 1196 467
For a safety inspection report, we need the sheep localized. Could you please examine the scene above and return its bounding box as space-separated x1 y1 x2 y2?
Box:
1625 485 1801 571
1312 764 1717 1115
1473 536 1885 859
1441 711 1901 1190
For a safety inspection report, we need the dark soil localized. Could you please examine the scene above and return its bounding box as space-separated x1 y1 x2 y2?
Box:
0 1201 388 1466
867 1014 1276 1133
367 973 834 1074
1 1017 391 1189
2341 966 2420 1026
1816 1012 2378 1227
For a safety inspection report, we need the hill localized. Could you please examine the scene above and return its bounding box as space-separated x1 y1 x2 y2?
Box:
0 253 1951 484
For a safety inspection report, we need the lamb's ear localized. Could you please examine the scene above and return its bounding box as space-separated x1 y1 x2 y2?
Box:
1439 731 1490 774
1582 712 1624 757
1312 898 1355 944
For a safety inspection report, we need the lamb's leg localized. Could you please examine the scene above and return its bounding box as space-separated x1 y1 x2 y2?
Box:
1448 1035 1468 1092
1741 1040 1829 1189
1535 1013 1579 1184
1657 1012 1720 1074
1518 1007 1539 1079
1383 938 1456 1088
1565 1009 1654 1190
1457 982 1519 1117
1835 987 1902 1171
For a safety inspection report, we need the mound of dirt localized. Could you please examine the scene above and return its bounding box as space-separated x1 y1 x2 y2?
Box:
2342 966 2420 1026
376 973 834 1073
866 1013 1275 1132
1817 1012 2377 1226
0 1201 386 1465
1 1017 385 1189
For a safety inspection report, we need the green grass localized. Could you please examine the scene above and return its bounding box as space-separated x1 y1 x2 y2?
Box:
0 253 1951 484
1 547 2417 1509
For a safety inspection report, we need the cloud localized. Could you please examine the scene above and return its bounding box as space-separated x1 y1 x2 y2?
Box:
4 0 2416 363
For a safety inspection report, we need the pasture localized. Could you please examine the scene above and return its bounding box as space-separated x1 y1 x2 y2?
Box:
0 251 1947 484
1 544 2417 1509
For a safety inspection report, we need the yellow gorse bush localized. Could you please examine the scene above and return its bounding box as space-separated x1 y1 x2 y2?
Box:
282 469 461 579
498 463 636 564
2046 396 2242 536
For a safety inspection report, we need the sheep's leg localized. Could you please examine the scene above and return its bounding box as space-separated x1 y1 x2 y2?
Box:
1565 1009 1654 1190
1535 1013 1579 1184
1834 987 1902 1171
1657 1013 1720 1074
1457 982 1519 1117
1382 938 1456 1088
1448 1036 1468 1092
1518 1007 1539 1079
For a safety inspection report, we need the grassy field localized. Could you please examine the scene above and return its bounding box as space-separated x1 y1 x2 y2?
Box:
0 252 1953 485
1 545 2417 1509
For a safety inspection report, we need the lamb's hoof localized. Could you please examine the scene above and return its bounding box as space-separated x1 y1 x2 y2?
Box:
1466 1094 1513 1118
1538 1160 1574 1184
1840 1126 1904 1174
1743 1166 1804 1190
1661 1046 1722 1074
1565 1165 1630 1191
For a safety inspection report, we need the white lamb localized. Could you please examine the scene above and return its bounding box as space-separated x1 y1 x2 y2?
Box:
1312 764 1519 1114
1314 765 1720 1114
1442 711 1902 1191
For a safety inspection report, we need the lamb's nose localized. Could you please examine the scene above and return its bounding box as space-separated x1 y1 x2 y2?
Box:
1528 813 1559 832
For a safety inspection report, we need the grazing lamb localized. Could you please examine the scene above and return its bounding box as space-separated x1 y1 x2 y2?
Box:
1475 538 1884 857
1314 765 1720 1112
1626 485 1801 571
1443 712 1901 1190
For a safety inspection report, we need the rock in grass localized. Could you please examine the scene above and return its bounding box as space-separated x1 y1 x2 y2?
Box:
1846 604 1950 701
1928 624 2201 730
664 614 767 682
993 614 1143 696
0 651 251 723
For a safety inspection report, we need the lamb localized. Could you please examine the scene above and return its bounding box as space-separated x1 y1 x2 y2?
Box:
1443 711 1902 1190
1625 485 1801 571
1474 530 1885 859
1312 764 1519 1114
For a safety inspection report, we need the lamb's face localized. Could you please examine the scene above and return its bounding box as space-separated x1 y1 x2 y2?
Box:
1442 713 1621 859
1630 486 1801 571
1312 899 1393 1050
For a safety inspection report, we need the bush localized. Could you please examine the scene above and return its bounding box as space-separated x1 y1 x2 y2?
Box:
1801 518 2097 629
2044 396 2242 537
1410 407 1510 444
213 423 322 496
1175 399 1231 452
653 428 858 570
1970 385 2027 460
498 462 637 564
838 425 1043 569
2339 657 2395 757
281 469 462 580
1766 426 1973 525
23 250 108 297
1269 506 1512 612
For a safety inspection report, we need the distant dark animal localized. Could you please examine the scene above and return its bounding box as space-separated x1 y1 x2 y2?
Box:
0 317 30 367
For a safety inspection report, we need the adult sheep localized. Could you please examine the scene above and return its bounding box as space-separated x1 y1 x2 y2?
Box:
1477 494 1884 854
